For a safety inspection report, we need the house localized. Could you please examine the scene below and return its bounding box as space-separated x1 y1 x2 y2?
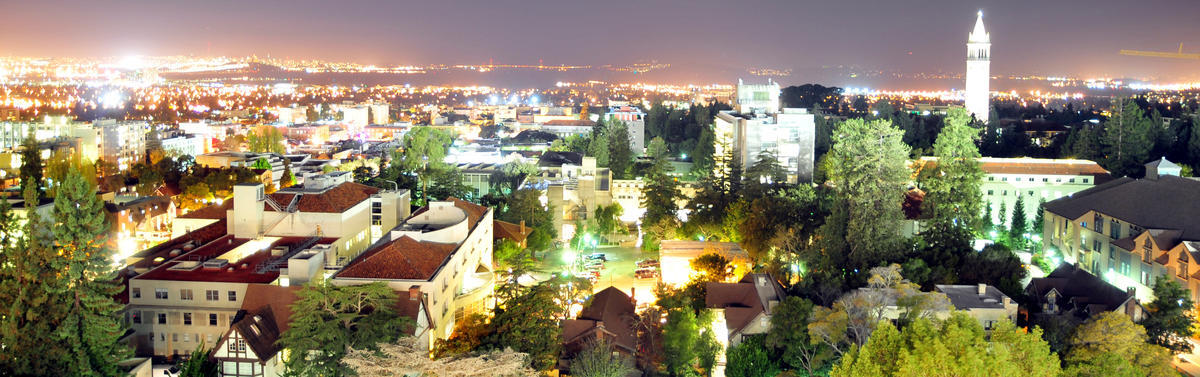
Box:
934 284 1019 330
705 273 786 346
212 285 299 377
1025 263 1144 322
560 287 639 373
332 198 495 351
494 220 533 248
1042 159 1200 302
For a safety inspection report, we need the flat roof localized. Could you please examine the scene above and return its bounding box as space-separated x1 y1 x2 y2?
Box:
134 235 337 284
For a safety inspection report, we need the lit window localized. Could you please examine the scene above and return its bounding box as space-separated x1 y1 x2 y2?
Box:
154 288 168 300
183 313 192 325
180 289 193 301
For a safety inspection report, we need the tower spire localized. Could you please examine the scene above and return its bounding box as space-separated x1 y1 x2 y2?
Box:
969 11 989 43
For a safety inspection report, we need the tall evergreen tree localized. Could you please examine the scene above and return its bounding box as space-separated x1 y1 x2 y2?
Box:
641 138 680 226
1102 98 1154 178
279 282 409 377
827 118 911 265
18 133 44 200
48 164 130 375
587 123 610 167
0 184 68 374
1141 279 1197 353
1032 197 1046 235
606 120 634 179
1009 194 1028 246
925 108 984 231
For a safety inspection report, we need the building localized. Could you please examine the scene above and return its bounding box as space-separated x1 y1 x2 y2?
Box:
714 108 815 183
332 198 495 351
160 135 204 157
281 124 331 146
106 196 176 263
971 157 1109 226
228 173 410 264
734 79 780 115
531 155 611 240
705 273 787 377
124 224 340 358
965 11 991 123
934 284 1018 330
604 105 646 154
659 241 750 286
96 119 148 171
539 119 597 139
1041 159 1200 302
560 287 639 373
211 284 298 377
1025 263 1145 321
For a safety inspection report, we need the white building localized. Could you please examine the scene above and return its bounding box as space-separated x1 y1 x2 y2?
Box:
160 135 204 157
735 79 780 115
965 11 991 123
604 105 646 154
332 198 495 351
715 108 816 183
96 119 148 171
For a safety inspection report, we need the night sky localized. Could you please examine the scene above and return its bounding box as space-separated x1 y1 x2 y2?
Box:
3 0 1199 83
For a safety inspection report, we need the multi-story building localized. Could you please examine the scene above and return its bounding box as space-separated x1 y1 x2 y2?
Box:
714 108 815 183
106 196 176 263
332 198 495 351
604 105 646 154
734 78 780 115
124 220 338 358
96 119 148 171
979 157 1110 228
280 124 331 146
1042 159 1200 302
160 135 204 157
540 119 597 139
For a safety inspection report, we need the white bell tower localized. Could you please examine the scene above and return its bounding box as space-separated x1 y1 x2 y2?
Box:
965 10 991 124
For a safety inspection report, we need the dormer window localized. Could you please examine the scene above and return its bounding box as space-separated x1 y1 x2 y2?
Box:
1143 240 1153 264
1180 252 1190 279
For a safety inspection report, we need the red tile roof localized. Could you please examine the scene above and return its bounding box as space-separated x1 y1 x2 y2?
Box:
335 236 458 280
266 182 380 213
449 197 487 230
135 236 337 284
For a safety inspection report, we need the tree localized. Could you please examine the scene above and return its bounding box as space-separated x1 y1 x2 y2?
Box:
1064 312 1175 377
765 296 832 376
246 125 286 154
281 162 297 188
0 184 66 375
1102 98 1154 178
18 133 44 200
726 335 778 377
809 264 950 353
742 151 787 197
499 189 556 251
924 108 984 231
831 313 1061 377
588 124 610 167
641 137 680 227
690 253 733 282
827 118 911 265
177 344 219 377
1032 197 1046 235
661 308 720 377
279 281 410 377
1140 278 1196 353
391 126 455 205
252 157 272 171
1009 194 1028 247
570 339 636 377
48 164 131 375
607 120 635 179
432 313 495 359
488 278 566 371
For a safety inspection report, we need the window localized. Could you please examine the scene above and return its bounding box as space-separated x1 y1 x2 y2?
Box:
1110 220 1121 239
1143 240 1154 264
228 291 237 301
1028 178 1034 182
158 313 167 324
131 311 142 324
210 313 218 326
228 339 246 352
183 313 192 325
172 333 178 342
1142 271 1151 286
1028 190 1034 196
206 290 219 301
180 289 193 301
154 288 168 300
1003 190 1008 196
1093 240 1101 252
1180 252 1190 279
1042 178 1048 182
183 333 190 342
1002 177 1008 181
1093 214 1103 232
1069 178 1076 183
988 177 994 181
987 190 994 195
1083 178 1090 183
131 288 141 299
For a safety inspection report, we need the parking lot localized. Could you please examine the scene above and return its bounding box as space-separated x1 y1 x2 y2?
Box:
543 245 659 306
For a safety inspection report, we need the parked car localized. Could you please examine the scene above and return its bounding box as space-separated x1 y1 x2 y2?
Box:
636 259 659 268
585 253 607 261
635 269 660 279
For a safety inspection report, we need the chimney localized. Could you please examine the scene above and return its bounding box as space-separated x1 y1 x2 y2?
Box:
1126 286 1137 298
520 220 526 235
409 285 421 301
977 283 987 295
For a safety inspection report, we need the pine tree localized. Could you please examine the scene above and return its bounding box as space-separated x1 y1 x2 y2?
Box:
1032 198 1046 235
1102 98 1154 178
0 183 68 374
18 133 44 200
641 137 680 226
925 108 984 231
279 281 409 377
50 164 131 375
587 123 610 167
1009 194 1028 247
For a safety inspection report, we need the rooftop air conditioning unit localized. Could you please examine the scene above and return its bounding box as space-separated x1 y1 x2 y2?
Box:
203 259 230 269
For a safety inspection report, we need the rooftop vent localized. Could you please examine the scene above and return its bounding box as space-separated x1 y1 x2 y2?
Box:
203 259 230 269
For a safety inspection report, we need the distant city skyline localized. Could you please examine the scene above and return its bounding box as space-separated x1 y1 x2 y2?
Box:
3 0 1199 83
